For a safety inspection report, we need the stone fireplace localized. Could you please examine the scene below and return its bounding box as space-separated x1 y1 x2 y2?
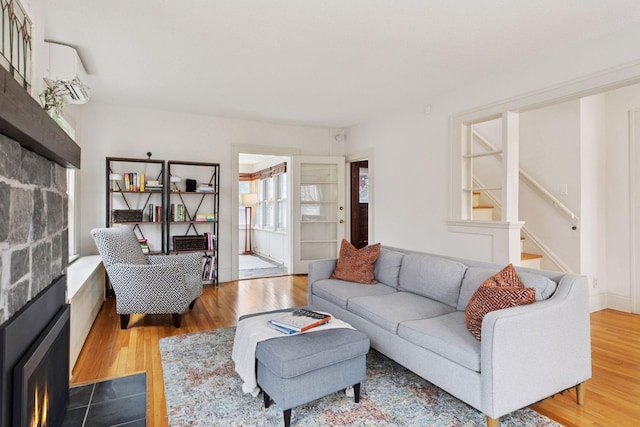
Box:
0 66 80 426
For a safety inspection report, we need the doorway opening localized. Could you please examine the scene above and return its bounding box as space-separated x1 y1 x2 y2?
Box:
238 153 290 279
350 160 369 248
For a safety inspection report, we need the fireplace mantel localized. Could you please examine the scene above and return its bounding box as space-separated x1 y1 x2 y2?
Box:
0 67 80 169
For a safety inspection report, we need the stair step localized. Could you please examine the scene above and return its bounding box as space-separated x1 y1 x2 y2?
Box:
521 252 542 269
521 252 543 260
471 205 494 221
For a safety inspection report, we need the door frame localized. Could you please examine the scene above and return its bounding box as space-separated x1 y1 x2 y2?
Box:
630 109 640 314
231 144 300 281
350 160 369 248
346 150 374 247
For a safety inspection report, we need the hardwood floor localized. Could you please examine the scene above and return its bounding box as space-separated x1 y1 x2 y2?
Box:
532 308 640 426
71 276 640 427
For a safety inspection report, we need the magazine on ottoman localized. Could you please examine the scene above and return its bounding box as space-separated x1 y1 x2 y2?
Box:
267 308 332 334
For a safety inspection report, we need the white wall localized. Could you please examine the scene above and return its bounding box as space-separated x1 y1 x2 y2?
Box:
519 100 582 272
345 110 494 261
345 24 640 280
77 102 332 282
603 83 640 311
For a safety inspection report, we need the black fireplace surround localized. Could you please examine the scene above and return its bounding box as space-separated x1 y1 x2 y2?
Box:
0 276 70 427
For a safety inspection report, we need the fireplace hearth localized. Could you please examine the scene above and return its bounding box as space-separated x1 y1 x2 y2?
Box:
0 276 70 427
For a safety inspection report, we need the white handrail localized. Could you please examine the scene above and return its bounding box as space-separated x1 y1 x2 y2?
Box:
472 130 580 229
473 176 574 273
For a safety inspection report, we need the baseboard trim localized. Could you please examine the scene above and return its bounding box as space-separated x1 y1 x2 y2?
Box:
590 292 632 313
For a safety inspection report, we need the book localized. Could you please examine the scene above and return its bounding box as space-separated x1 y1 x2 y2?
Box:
268 309 331 333
195 213 216 222
267 321 297 335
197 184 215 193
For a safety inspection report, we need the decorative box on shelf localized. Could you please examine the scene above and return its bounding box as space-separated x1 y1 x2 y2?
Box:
172 235 207 251
112 209 143 222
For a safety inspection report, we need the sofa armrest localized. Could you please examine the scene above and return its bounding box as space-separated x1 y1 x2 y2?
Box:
479 274 591 419
147 253 203 298
307 259 337 301
147 252 202 271
308 259 337 283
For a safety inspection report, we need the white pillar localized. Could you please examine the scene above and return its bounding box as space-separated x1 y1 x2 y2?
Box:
502 112 521 265
502 111 519 221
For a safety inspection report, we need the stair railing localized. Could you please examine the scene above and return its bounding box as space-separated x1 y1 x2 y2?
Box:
472 176 574 273
472 130 580 230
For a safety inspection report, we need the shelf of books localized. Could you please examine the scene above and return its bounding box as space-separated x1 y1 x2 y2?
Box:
105 157 220 287
106 157 166 254
166 160 220 286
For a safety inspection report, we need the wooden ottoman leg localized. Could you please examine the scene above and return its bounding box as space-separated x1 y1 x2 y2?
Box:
354 383 361 403
283 408 291 427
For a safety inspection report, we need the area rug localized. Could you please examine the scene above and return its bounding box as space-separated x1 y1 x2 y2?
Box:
159 327 561 427
239 254 281 270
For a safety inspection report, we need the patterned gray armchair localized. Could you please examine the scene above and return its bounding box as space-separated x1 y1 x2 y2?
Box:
91 227 203 329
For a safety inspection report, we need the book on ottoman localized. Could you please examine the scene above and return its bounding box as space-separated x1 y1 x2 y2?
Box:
267 309 331 334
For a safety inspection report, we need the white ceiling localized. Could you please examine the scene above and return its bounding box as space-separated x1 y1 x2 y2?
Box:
45 1 640 128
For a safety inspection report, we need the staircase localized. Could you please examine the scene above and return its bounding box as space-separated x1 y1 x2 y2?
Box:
472 192 543 269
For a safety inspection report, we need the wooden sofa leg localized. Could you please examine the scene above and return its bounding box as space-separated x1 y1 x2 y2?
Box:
172 313 182 328
189 299 197 310
487 416 499 427
120 314 130 329
576 381 586 406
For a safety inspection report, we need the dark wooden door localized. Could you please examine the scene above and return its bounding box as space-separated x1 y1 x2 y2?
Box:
350 160 369 249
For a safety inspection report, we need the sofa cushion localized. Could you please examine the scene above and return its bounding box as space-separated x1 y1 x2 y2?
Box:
312 279 397 309
398 254 467 308
457 267 558 310
465 264 537 340
331 239 381 284
374 248 404 288
398 311 481 372
348 291 456 334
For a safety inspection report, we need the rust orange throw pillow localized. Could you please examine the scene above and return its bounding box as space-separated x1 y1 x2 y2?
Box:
331 239 381 284
465 264 536 340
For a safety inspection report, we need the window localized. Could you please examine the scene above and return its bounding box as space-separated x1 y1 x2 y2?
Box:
241 162 287 231
276 172 287 231
67 168 79 262
0 0 32 91
263 176 274 229
238 181 251 225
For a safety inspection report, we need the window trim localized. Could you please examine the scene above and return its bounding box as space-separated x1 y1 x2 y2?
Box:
67 168 80 263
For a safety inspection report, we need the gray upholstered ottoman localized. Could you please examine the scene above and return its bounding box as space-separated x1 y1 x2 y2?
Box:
256 327 370 427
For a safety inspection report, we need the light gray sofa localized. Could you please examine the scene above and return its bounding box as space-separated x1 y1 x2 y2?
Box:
308 247 591 427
